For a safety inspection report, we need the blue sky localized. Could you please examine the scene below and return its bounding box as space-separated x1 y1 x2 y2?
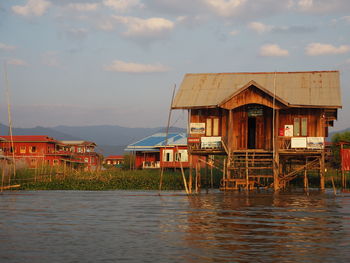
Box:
0 0 349 131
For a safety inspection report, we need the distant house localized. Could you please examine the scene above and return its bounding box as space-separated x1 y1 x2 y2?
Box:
58 141 102 171
0 136 102 170
125 133 192 169
104 155 124 167
0 135 74 168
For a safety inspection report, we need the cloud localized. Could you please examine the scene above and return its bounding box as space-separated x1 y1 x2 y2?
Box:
7 59 28 66
104 60 170 73
305 43 350 55
41 51 60 67
103 0 143 12
113 16 174 39
229 30 239 36
248 22 273 34
288 0 350 14
203 0 246 17
259 44 289 57
12 0 51 17
67 3 99 12
0 42 16 51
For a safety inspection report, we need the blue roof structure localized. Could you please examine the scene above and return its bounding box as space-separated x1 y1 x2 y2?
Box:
125 132 187 152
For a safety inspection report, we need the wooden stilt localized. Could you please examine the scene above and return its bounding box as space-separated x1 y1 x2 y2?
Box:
320 152 325 191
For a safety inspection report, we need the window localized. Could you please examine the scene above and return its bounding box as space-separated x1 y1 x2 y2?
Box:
206 118 220 136
163 150 173 162
29 146 37 153
175 150 188 162
293 117 308 137
84 158 89 163
20 146 26 154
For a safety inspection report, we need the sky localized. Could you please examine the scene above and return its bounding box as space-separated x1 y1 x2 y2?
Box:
0 0 349 131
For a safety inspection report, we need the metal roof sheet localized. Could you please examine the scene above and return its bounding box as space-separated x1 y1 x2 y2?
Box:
125 132 187 152
172 71 341 108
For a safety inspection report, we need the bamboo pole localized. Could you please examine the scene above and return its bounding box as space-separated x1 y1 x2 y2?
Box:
3 62 16 181
188 155 193 194
1 161 5 193
331 176 337 195
159 84 176 191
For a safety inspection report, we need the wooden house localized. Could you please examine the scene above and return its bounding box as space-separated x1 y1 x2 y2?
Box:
172 71 341 190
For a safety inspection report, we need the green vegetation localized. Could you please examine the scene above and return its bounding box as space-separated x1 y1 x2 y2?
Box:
3 166 223 191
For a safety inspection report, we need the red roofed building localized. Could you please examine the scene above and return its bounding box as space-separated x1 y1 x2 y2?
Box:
0 136 102 170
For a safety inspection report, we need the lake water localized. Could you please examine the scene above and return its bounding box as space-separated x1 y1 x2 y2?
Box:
1 190 350 263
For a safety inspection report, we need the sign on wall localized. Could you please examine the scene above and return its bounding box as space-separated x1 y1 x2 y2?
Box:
190 123 205 134
247 105 263 117
284 125 293 137
201 137 221 149
291 137 307 148
306 137 324 149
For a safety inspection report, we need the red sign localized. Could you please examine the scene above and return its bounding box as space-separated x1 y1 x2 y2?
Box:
279 128 284 136
188 137 200 144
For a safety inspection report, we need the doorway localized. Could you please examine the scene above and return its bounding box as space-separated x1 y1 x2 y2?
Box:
248 117 256 149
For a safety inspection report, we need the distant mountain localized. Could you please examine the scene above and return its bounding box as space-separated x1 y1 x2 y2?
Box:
0 123 186 156
0 123 80 141
52 125 185 146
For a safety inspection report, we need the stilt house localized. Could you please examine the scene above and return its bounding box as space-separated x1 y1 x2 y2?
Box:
172 71 341 190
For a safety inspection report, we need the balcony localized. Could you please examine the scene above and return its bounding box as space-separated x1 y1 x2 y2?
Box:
278 136 324 153
188 136 226 155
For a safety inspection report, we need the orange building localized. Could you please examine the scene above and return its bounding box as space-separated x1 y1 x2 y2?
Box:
0 136 101 170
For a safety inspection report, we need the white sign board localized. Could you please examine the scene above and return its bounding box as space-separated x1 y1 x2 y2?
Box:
201 137 221 149
284 125 293 137
291 137 307 148
190 123 205 134
307 137 324 149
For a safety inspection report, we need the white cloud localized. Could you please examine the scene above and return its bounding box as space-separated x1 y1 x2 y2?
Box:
103 0 143 12
203 0 246 17
298 0 313 10
248 22 273 34
7 59 28 66
305 43 350 55
229 30 239 36
67 3 99 12
113 16 174 38
0 42 16 51
12 0 51 17
259 44 289 57
104 60 169 73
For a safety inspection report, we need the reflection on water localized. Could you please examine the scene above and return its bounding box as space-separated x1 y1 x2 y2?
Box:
1 190 350 262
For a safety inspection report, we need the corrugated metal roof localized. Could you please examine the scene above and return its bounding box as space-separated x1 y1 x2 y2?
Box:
172 71 341 108
125 132 187 152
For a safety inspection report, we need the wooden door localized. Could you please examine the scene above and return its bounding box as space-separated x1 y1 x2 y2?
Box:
256 116 265 149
